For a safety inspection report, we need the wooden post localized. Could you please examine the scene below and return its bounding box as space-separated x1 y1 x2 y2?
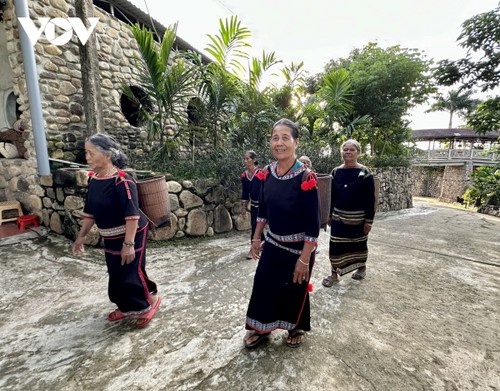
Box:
75 0 104 135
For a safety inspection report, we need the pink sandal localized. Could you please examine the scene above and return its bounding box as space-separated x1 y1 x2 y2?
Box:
107 309 127 322
136 296 162 328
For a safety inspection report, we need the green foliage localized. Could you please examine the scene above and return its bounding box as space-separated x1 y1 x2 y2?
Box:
166 146 273 191
205 16 252 76
426 89 480 128
466 97 500 135
124 23 199 159
296 140 342 174
325 43 434 156
435 5 500 91
127 18 429 178
433 5 500 137
463 165 500 206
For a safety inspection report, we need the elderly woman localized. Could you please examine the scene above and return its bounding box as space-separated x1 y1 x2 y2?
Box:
243 119 320 349
72 134 160 328
241 150 264 259
298 155 312 170
322 139 376 287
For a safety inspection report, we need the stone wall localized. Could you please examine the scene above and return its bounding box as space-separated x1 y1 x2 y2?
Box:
439 165 467 203
412 166 445 198
412 164 468 203
478 205 500 218
373 167 413 212
1 0 167 163
35 166 412 244
37 169 251 244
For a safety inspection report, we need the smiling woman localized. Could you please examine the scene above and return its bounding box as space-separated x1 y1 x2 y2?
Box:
243 118 320 349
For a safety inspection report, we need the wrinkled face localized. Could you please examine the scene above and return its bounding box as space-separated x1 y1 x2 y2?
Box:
270 125 297 161
341 143 359 163
243 153 255 168
85 141 110 172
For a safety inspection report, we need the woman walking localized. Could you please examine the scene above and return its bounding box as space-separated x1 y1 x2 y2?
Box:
241 150 265 259
243 119 320 348
322 139 376 286
72 134 160 328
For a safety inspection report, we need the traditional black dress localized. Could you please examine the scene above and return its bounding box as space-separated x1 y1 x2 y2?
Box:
328 165 375 276
241 167 265 243
245 161 320 332
81 170 157 316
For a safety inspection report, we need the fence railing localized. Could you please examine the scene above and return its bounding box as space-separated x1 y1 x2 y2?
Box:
413 149 498 162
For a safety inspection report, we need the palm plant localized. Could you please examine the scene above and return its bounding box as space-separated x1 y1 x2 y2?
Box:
230 51 283 147
192 16 252 149
426 89 480 128
205 16 252 77
123 23 199 160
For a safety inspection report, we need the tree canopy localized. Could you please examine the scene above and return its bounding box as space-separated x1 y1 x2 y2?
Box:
435 4 500 92
324 43 434 155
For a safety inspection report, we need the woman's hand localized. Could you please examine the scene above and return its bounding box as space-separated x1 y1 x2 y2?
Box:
121 245 136 265
293 257 310 284
72 238 85 256
251 239 261 260
363 222 372 235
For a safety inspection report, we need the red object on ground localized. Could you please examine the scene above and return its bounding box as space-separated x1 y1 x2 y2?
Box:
17 215 40 230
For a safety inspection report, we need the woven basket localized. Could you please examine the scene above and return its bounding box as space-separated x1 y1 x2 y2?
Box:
316 173 332 229
136 176 171 228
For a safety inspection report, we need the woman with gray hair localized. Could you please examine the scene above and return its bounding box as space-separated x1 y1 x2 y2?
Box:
323 139 376 286
72 134 160 328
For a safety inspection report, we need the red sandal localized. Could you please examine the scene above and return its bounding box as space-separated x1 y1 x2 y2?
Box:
107 309 127 322
136 296 162 328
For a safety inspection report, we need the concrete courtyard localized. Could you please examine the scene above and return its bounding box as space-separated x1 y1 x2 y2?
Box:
0 199 499 391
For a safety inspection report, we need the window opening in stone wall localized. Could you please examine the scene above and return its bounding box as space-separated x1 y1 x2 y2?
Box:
120 86 152 127
0 91 25 159
0 0 7 23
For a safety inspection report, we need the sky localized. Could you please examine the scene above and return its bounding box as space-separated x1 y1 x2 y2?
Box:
127 0 499 130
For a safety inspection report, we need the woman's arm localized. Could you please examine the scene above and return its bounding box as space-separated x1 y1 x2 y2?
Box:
121 219 138 265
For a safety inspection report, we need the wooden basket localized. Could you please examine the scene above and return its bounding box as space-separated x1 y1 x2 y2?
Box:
136 176 171 228
316 173 332 229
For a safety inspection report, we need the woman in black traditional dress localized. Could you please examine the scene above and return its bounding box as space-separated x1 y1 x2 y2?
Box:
241 150 265 259
72 134 160 328
322 139 375 287
243 119 320 348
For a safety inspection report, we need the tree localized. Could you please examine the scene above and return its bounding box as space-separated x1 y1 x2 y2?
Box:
426 89 480 128
230 51 282 147
196 16 252 148
123 23 199 159
325 43 434 155
466 96 500 134
434 4 500 92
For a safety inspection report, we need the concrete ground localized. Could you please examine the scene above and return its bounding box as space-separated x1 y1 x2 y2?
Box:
0 199 499 391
